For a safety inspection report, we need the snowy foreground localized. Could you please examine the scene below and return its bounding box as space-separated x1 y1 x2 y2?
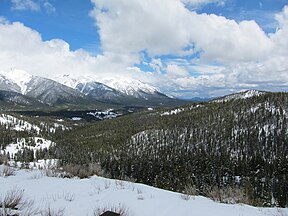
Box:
0 166 287 216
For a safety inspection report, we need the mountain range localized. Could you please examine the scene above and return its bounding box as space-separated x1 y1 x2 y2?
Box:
0 69 182 109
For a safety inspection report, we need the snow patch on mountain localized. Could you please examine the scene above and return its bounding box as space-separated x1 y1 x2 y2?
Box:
54 74 94 89
1 69 33 94
100 77 159 96
213 90 266 103
1 137 55 159
161 108 185 116
0 114 40 133
87 110 119 120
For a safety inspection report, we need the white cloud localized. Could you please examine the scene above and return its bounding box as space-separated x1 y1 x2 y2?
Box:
11 0 40 11
90 0 273 63
0 17 9 24
0 21 135 80
43 1 56 14
10 0 56 14
166 64 189 78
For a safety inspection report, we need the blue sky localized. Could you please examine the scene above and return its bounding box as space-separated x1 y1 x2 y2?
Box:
0 0 288 98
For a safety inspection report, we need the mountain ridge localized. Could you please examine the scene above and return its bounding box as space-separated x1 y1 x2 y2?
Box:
0 70 185 108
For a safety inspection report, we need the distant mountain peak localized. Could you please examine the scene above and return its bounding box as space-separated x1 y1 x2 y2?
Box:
99 77 159 97
54 74 94 89
1 69 33 94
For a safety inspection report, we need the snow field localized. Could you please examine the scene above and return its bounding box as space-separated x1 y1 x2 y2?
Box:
0 166 287 216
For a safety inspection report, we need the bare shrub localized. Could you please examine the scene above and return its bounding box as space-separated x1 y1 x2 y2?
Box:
39 205 65 216
180 183 198 201
0 188 36 216
63 192 75 202
115 180 125 189
1 166 15 177
273 208 288 216
104 181 111 189
119 175 136 183
0 155 9 165
204 185 250 204
41 169 62 178
180 193 190 201
184 183 198 196
0 188 24 210
137 194 144 200
61 163 104 179
93 203 129 216
29 172 43 180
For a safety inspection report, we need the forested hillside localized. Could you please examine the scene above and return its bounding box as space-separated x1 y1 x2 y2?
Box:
1 92 288 207
52 92 288 207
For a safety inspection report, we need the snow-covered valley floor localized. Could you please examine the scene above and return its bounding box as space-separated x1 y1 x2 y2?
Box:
0 166 287 216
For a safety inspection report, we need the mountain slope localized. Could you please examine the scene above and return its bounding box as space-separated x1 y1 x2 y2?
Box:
75 81 127 104
25 76 91 105
100 77 160 97
212 90 267 102
0 90 44 109
0 73 22 93
57 91 288 207
1 69 33 94
0 70 100 107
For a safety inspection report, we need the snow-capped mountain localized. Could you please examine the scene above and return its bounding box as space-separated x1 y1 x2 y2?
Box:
213 90 267 103
0 70 183 107
75 81 127 103
0 70 91 106
1 69 33 94
54 74 179 106
25 76 90 105
54 74 93 89
0 70 25 93
100 77 159 98
55 74 161 97
54 74 160 97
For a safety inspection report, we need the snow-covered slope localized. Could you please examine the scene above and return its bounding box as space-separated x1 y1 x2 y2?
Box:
54 74 94 89
100 77 159 97
1 137 55 159
25 76 89 105
0 113 69 134
0 114 40 132
0 166 286 216
213 90 267 103
75 81 127 103
1 69 33 94
0 73 21 93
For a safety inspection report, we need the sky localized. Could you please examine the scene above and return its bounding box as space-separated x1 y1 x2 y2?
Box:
0 0 288 98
